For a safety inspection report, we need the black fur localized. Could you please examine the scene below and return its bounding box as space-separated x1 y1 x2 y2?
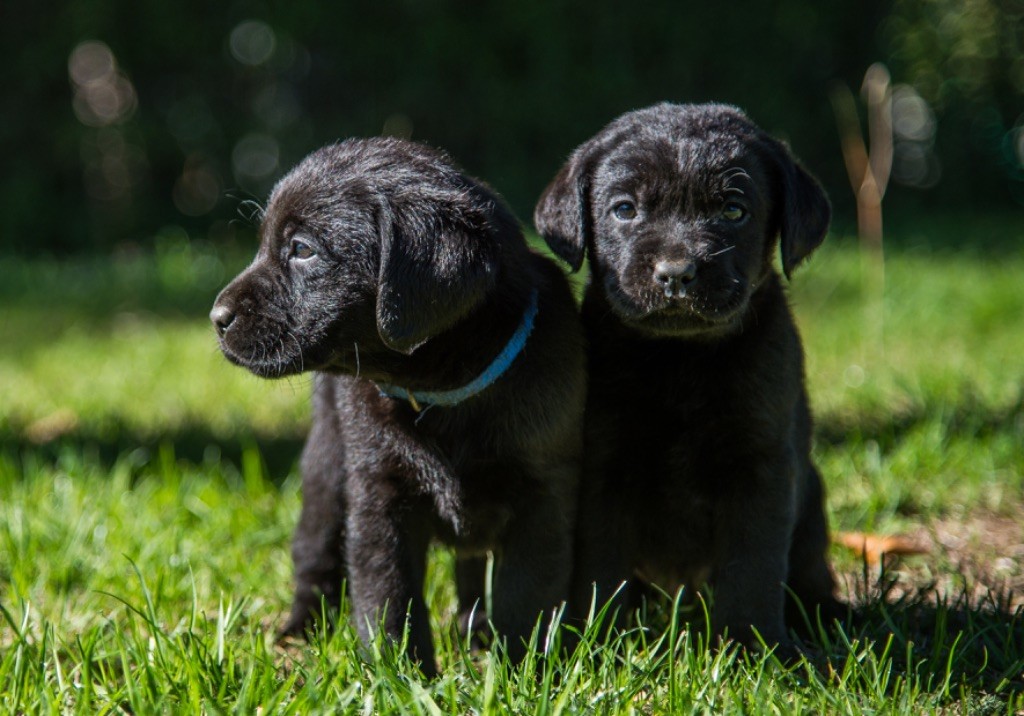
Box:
212 137 585 675
535 103 840 648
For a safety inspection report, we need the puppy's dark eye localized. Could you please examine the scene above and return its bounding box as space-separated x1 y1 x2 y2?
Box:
290 238 316 261
612 201 637 221
722 203 746 222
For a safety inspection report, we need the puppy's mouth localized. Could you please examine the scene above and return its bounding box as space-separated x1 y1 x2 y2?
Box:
217 331 309 379
606 278 750 337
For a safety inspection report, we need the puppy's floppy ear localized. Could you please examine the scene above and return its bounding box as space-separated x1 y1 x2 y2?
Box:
534 151 592 273
376 197 499 354
763 137 832 279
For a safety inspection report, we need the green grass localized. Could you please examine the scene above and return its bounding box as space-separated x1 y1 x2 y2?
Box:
1 229 1023 712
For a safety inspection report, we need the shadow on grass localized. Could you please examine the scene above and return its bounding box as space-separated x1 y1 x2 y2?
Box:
813 393 1024 696
0 421 307 485
831 572 1024 699
815 391 1024 452
631 574 1024 700
881 210 1024 255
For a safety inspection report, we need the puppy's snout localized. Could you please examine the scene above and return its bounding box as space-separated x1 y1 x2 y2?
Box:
653 261 697 298
210 303 236 337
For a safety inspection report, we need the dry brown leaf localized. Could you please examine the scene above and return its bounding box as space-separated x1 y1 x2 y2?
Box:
834 531 930 566
23 408 79 444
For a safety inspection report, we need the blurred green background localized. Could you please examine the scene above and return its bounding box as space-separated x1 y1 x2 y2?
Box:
5 0 1024 255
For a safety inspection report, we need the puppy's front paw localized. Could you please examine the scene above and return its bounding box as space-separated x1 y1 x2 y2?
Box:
457 605 491 652
278 599 335 642
714 620 789 654
277 615 314 643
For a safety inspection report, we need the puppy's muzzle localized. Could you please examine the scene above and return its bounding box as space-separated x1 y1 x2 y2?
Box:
653 260 697 299
210 303 235 337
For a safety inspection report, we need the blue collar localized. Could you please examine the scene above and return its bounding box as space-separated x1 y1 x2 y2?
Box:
376 289 539 411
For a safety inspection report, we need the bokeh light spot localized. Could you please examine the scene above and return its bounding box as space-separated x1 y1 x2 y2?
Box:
232 133 280 183
68 40 137 127
68 41 115 87
229 20 276 66
892 85 936 142
173 154 223 217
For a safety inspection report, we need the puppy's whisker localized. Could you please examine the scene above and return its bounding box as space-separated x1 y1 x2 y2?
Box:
287 373 314 395
722 168 752 197
353 341 361 379
722 167 752 182
286 330 305 373
259 336 270 368
228 195 267 225
269 337 282 374
707 245 736 258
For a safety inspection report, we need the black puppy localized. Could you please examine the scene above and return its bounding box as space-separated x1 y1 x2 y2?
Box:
211 138 585 674
535 103 839 649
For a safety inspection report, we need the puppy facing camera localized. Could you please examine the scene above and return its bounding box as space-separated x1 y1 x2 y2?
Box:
536 103 842 649
213 138 585 675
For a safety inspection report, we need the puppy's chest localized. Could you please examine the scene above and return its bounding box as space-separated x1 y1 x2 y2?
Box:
590 351 743 563
627 439 723 590
594 370 732 470
432 456 531 548
634 482 716 591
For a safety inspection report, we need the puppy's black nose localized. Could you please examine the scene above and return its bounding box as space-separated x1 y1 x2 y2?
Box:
210 304 235 336
654 261 697 298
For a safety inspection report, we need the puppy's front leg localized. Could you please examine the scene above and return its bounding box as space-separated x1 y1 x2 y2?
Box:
282 456 348 636
455 555 488 642
570 478 633 631
490 479 575 662
710 452 797 649
346 478 435 676
282 387 348 637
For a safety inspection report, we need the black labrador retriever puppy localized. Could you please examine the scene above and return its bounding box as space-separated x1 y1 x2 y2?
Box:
211 137 585 674
534 103 840 649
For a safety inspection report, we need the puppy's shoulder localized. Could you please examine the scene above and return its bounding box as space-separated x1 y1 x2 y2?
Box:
311 373 386 425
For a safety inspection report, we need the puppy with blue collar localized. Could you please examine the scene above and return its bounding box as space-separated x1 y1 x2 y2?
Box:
212 138 585 675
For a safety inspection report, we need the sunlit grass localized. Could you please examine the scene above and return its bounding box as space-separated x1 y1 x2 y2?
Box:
795 240 1024 417
1 232 1023 711
2 450 1020 712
